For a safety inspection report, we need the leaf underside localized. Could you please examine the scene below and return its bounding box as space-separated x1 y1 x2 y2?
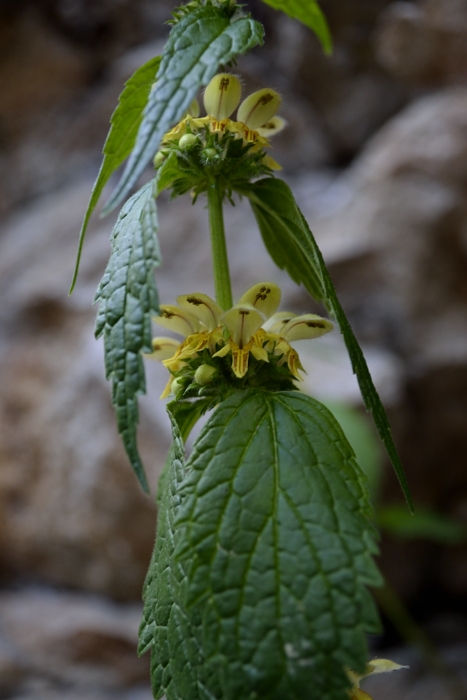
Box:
141 390 382 700
243 178 413 511
70 55 161 293
260 0 332 54
104 5 264 214
94 182 160 492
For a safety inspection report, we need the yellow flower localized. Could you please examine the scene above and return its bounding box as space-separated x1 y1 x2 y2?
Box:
146 282 333 398
348 658 408 699
160 73 286 170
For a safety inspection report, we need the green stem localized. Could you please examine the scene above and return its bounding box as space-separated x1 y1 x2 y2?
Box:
207 178 233 310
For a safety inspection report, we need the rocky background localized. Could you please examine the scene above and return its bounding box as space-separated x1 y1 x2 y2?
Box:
1 0 467 698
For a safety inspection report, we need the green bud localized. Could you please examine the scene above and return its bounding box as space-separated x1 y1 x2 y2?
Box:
194 364 217 386
170 377 185 396
204 73 242 120
154 151 166 168
203 147 217 159
178 133 198 149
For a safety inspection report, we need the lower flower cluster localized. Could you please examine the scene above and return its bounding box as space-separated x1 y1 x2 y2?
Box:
146 281 333 401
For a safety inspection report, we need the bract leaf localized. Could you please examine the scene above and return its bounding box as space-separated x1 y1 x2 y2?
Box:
260 0 332 54
94 182 160 492
70 55 161 293
103 5 263 214
174 389 381 700
243 177 413 512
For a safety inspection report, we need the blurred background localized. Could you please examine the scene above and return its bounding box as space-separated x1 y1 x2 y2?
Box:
0 0 467 698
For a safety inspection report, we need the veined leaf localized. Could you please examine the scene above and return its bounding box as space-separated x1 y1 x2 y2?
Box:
103 5 264 214
70 55 161 293
174 389 381 700
260 0 332 54
94 182 160 492
139 408 221 700
244 177 413 511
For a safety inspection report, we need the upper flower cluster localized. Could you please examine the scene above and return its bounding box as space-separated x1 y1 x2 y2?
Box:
157 73 285 172
146 281 333 399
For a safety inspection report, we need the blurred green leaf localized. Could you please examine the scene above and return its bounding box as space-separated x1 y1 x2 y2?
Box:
260 0 332 54
319 400 383 500
70 55 161 293
378 506 467 544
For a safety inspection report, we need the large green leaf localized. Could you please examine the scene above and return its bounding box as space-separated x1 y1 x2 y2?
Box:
103 4 264 214
243 178 413 511
94 182 160 492
173 389 381 700
260 0 332 54
70 55 161 293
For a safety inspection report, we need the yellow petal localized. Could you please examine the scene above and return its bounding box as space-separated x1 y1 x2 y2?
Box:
177 293 222 331
153 305 200 337
261 154 282 171
366 659 409 676
238 282 281 320
231 345 250 378
212 342 232 359
204 73 242 120
250 343 268 363
350 689 373 700
287 348 306 378
281 314 334 341
263 311 297 334
187 97 200 117
237 88 281 130
257 116 287 137
160 375 175 399
222 304 265 347
145 337 180 361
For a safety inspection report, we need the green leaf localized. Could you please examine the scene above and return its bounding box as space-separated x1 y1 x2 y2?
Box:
243 177 414 512
319 400 383 501
155 151 184 196
260 0 332 54
378 505 467 544
94 182 160 492
174 389 381 700
167 398 213 442
103 5 264 214
236 181 325 302
139 408 221 700
70 55 161 293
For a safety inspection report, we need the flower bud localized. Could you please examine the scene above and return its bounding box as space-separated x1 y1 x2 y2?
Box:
154 151 166 168
170 377 185 396
203 73 241 120
203 147 217 159
237 88 281 130
178 133 198 149
194 364 216 385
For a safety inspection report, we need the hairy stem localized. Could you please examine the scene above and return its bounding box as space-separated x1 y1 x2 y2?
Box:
207 178 233 310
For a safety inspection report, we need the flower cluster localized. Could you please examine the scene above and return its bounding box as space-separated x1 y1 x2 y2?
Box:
146 281 333 399
348 658 408 699
154 72 285 177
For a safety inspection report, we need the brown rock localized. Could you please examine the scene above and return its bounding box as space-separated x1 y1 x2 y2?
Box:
376 0 467 86
0 588 149 687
